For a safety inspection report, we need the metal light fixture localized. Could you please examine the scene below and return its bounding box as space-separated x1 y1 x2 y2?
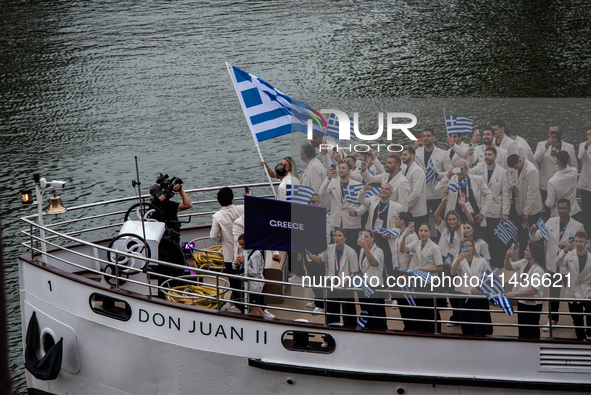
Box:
21 189 33 205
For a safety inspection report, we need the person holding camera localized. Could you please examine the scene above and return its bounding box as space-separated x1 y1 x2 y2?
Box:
149 176 193 243
533 125 577 216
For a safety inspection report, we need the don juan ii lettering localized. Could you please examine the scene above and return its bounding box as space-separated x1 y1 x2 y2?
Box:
138 309 268 344
307 110 418 141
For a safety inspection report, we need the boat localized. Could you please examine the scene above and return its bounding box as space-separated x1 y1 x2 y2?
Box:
17 173 591 395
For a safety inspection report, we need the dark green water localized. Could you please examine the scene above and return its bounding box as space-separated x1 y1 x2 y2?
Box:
1 0 590 392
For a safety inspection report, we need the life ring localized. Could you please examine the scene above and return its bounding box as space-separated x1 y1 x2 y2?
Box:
24 311 63 381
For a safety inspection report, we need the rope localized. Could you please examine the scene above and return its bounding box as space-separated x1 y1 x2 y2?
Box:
165 285 226 309
192 245 225 269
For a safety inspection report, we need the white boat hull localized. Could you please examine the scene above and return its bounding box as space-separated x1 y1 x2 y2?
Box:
20 257 591 395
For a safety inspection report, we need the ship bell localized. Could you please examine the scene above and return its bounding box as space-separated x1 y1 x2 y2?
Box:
46 196 67 214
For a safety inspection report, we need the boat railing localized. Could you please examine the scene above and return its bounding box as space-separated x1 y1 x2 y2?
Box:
18 182 591 340
20 220 591 339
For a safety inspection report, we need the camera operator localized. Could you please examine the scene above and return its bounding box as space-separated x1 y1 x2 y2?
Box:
149 176 192 244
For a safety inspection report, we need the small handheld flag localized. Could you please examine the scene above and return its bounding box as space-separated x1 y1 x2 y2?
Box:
425 160 437 184
447 177 469 192
536 217 548 241
341 184 364 205
476 269 514 316
445 115 473 135
493 219 518 245
285 185 315 205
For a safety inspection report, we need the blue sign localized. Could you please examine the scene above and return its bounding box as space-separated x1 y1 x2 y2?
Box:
244 195 327 253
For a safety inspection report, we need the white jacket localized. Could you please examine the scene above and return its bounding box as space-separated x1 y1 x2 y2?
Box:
435 174 493 225
301 157 327 193
318 244 359 278
358 190 404 254
454 256 491 294
530 216 584 273
511 159 543 216
513 135 534 162
446 141 469 167
319 177 367 229
468 163 511 217
494 135 519 156
210 204 245 262
546 167 581 217
578 142 591 192
555 249 591 299
404 161 428 217
414 146 452 199
532 140 577 190
469 144 508 170
361 170 409 211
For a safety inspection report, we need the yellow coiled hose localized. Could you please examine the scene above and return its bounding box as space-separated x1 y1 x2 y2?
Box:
192 245 225 269
165 285 226 309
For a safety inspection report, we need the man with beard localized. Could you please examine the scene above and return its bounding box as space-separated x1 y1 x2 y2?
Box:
413 128 452 217
319 161 367 253
435 159 493 227
360 154 409 211
468 147 511 268
358 183 404 279
401 147 428 227
469 127 509 170
446 133 470 167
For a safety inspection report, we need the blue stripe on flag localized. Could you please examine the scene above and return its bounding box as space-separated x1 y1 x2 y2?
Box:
357 310 369 328
476 270 514 316
250 108 289 125
447 177 469 192
286 184 315 205
537 217 548 241
425 160 436 184
493 219 518 245
342 184 364 205
399 285 417 307
445 115 473 135
372 228 400 238
228 64 325 142
365 187 380 198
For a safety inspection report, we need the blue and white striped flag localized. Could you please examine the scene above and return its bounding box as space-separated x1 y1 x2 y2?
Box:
425 160 437 184
536 217 548 241
357 309 369 328
476 270 514 316
227 64 326 142
447 177 469 192
364 187 380 199
404 269 438 285
445 115 473 135
327 112 352 140
493 219 518 245
285 184 315 205
399 285 417 307
342 184 364 205
372 228 400 238
351 274 376 298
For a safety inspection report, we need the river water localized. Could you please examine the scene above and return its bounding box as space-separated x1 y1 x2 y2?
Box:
1 0 591 392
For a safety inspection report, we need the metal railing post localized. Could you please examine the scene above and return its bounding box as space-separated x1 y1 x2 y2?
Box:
433 296 440 334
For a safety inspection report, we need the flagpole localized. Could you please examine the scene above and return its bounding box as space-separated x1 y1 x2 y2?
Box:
226 62 277 198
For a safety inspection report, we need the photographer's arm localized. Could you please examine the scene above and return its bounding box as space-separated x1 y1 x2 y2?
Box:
177 187 193 211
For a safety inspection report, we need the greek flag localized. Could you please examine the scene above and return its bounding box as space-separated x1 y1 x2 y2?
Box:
404 269 438 285
357 309 369 328
399 285 417 307
536 217 548 241
327 112 352 140
351 274 376 298
447 177 469 192
342 184 364 205
372 228 400 238
425 160 437 184
227 64 325 142
285 184 315 205
445 115 473 135
493 219 518 245
365 187 380 199
476 270 514 316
